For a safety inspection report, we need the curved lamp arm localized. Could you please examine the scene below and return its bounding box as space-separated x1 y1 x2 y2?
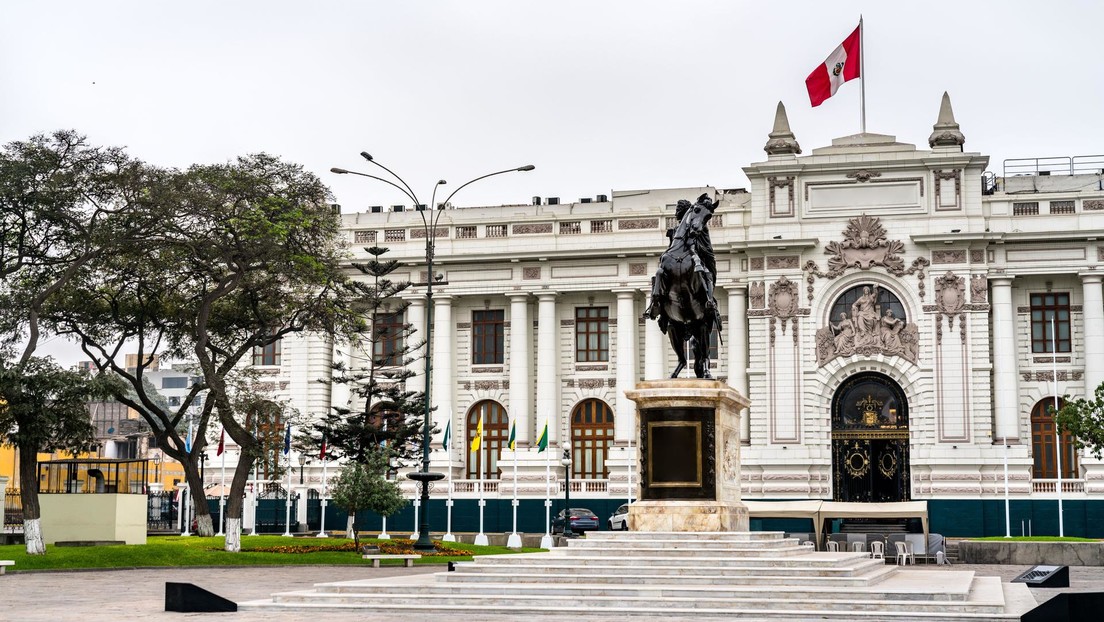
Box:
330 168 416 205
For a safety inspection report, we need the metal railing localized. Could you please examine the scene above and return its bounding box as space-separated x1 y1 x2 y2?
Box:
1004 155 1104 177
4 490 22 533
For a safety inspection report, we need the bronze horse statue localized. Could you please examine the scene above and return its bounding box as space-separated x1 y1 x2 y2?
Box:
643 194 721 378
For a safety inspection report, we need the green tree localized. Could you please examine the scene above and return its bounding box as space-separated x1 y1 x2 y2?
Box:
50 153 358 550
308 246 427 466
1056 381 1104 458
328 453 405 550
0 357 118 554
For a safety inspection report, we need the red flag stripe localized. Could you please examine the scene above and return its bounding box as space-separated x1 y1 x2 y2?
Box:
805 24 861 107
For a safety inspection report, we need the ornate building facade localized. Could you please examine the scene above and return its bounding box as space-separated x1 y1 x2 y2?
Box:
245 93 1104 536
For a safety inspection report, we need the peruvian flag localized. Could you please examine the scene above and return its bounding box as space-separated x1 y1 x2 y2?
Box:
216 427 225 456
805 23 861 107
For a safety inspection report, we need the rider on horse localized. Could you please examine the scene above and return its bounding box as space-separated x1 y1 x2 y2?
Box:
643 195 718 332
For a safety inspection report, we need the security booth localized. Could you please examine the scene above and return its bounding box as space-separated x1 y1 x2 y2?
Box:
37 458 149 545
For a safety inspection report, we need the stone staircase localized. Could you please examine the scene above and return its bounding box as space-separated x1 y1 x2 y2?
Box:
240 531 1036 620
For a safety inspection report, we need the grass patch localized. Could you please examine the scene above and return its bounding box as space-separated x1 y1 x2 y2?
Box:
0 536 544 572
969 536 1100 542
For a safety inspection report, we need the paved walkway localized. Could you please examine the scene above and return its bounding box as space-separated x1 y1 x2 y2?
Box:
3 563 1104 622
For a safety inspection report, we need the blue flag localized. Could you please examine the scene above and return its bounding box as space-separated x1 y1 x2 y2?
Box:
283 424 291 456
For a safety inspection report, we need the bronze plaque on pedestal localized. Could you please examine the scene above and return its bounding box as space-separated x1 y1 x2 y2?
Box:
639 407 715 500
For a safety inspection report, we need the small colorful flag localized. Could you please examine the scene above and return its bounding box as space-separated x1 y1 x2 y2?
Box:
319 434 327 460
536 420 549 453
185 420 193 453
282 423 291 456
470 414 483 452
441 419 451 450
216 428 225 456
508 418 517 451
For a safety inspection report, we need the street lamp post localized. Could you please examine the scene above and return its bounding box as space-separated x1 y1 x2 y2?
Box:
560 443 574 538
332 154 534 552
298 454 308 485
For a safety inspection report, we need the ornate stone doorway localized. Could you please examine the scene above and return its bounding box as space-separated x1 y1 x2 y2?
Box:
831 372 910 503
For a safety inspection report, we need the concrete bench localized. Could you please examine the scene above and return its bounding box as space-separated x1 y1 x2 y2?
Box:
361 554 420 568
0 560 14 575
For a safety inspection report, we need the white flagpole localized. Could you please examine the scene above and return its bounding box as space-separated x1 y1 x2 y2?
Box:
1003 440 1011 538
540 424 553 549
443 434 456 542
248 443 258 536
507 417 521 549
216 443 226 536
282 449 293 537
628 428 635 505
859 15 866 134
1051 316 1065 537
317 448 328 538
475 424 488 546
181 484 191 536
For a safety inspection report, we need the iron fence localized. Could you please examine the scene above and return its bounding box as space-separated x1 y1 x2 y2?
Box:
4 490 22 533
147 490 178 532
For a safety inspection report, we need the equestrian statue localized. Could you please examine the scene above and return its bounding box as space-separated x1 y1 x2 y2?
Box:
642 193 721 378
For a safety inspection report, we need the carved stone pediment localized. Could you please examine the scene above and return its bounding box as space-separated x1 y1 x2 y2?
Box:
768 276 800 318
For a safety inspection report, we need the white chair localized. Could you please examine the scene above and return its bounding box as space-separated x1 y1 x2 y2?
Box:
870 540 885 560
826 540 839 552
894 541 915 565
801 540 815 548
851 541 866 553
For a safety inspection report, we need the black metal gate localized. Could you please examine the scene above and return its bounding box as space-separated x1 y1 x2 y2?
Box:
831 372 910 503
147 490 179 532
255 483 297 533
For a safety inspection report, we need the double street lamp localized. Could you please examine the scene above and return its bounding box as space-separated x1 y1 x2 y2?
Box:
332 153 534 552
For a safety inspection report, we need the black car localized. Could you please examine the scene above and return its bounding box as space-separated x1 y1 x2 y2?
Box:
552 508 600 534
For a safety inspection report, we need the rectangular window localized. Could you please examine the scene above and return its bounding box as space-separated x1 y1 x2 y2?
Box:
1013 202 1040 216
353 230 376 244
456 226 477 239
161 377 189 389
560 221 581 235
590 220 612 233
373 312 404 366
1030 293 1071 353
1049 200 1075 215
487 225 508 238
252 339 282 366
472 310 505 365
384 229 405 242
575 307 610 362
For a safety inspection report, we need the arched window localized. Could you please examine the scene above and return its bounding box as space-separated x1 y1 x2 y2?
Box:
1031 398 1077 479
245 401 284 481
466 400 508 479
570 399 614 480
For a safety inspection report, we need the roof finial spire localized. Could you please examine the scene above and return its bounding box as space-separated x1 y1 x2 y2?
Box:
929 91 965 150
764 101 801 157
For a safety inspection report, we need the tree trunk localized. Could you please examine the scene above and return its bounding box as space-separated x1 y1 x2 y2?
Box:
182 462 214 537
18 446 45 555
223 451 255 552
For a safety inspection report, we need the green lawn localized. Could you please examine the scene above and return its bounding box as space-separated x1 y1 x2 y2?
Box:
968 536 1100 542
0 536 545 571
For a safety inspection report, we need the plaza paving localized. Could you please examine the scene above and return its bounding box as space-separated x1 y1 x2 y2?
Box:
2 562 1104 621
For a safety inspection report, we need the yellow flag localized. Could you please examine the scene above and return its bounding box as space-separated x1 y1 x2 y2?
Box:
470 414 483 452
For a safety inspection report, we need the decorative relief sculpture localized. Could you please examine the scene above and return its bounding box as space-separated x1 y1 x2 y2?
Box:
970 275 988 303
935 272 965 315
803 215 930 305
814 284 920 366
750 281 765 309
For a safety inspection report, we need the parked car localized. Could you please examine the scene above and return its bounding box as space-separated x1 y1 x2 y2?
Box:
608 503 630 530
552 508 600 534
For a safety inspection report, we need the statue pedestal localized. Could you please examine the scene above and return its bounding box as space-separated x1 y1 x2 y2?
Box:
624 379 750 532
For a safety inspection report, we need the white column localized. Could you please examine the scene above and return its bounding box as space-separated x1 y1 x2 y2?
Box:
406 297 426 383
432 294 455 443
536 292 560 446
991 277 1020 442
726 284 750 443
508 292 532 446
614 289 639 443
644 292 666 381
1081 273 1104 396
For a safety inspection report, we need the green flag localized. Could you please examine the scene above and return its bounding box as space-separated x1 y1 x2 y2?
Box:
442 418 451 450
508 418 517 450
536 419 548 452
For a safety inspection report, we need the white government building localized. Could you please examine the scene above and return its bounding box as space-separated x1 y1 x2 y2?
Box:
238 93 1104 537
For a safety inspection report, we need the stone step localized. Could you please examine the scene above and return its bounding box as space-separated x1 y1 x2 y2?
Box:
446 565 898 586
440 567 954 595
558 544 814 557
584 530 788 541
461 555 889 574
569 536 801 549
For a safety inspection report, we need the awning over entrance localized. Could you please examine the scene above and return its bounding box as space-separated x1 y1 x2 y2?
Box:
743 500 928 548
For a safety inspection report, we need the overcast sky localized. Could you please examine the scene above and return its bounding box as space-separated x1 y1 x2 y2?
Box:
5 1 1104 363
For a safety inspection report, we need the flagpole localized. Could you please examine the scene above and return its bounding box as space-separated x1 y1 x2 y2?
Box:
475 422 488 546
540 419 553 549
248 420 258 536
507 417 522 549
1051 316 1065 537
216 439 226 536
282 424 293 538
317 437 329 538
859 15 866 134
443 421 456 542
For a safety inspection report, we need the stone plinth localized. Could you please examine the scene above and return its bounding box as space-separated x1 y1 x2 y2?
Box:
624 379 751 532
